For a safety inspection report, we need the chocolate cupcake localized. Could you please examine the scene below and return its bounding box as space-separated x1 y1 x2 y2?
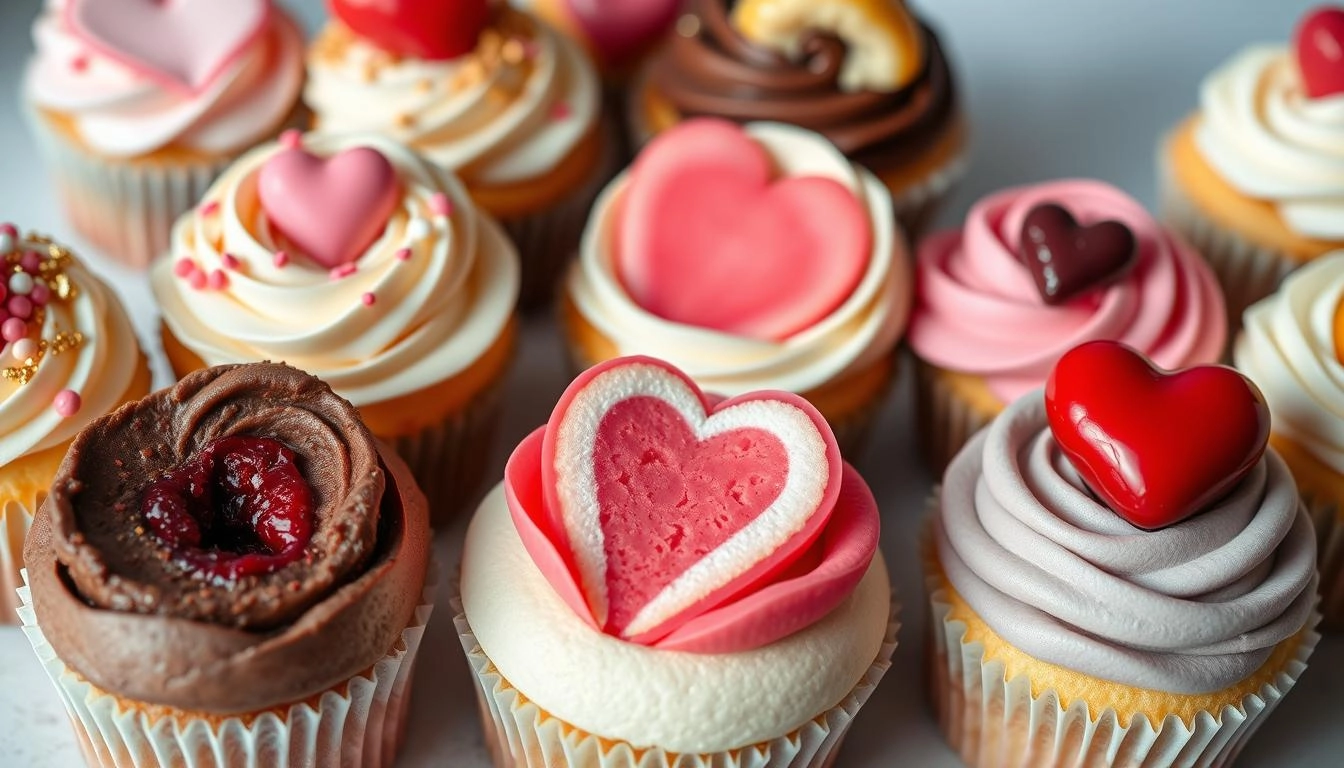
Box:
19 362 432 768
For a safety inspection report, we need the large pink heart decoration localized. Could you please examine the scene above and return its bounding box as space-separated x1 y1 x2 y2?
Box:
66 0 270 95
258 145 401 269
616 119 871 341
560 0 682 68
521 357 849 647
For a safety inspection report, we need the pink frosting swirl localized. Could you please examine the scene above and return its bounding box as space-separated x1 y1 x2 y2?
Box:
908 179 1226 402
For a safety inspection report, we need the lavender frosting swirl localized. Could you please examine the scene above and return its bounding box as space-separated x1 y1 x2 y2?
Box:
935 394 1317 694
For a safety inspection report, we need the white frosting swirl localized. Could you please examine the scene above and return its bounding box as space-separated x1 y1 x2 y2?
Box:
936 394 1317 694
1236 251 1344 472
1195 45 1344 239
461 483 892 753
0 234 142 465
149 133 519 407
304 16 599 186
24 0 304 158
566 122 908 396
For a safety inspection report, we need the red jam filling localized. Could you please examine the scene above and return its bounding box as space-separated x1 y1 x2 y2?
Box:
141 436 314 583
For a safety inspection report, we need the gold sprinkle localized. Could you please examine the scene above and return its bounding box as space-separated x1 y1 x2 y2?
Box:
677 14 702 38
502 39 525 65
416 78 434 94
396 113 415 129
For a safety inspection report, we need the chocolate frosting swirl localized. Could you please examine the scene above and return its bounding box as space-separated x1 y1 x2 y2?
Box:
651 0 958 168
24 363 431 713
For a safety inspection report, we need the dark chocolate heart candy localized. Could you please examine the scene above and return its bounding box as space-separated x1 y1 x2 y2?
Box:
1017 203 1138 305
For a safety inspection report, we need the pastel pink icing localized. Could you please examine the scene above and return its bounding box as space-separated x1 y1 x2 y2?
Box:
507 356 879 654
907 179 1226 402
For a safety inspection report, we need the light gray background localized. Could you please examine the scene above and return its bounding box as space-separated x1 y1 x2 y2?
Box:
0 0 1339 765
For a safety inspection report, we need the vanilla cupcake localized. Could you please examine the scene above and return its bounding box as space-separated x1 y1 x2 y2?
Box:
0 225 150 623
305 3 612 305
562 119 908 455
150 133 518 521
457 356 895 767
22 0 305 268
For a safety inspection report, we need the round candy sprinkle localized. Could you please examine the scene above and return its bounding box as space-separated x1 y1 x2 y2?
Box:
7 296 32 320
407 219 431 241
280 129 303 149
207 269 229 290
8 272 34 296
53 390 81 418
12 338 36 361
30 281 50 305
20 251 41 273
395 247 412 261
189 270 208 291
174 258 197 278
221 253 241 271
329 263 357 280
2 318 26 342
429 193 453 217
273 250 289 268
362 292 376 307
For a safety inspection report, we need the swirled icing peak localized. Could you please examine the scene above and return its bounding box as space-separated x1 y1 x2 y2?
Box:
908 179 1226 403
506 356 880 653
936 390 1317 694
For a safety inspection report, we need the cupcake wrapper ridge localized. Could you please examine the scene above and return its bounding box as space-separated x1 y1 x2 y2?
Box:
1301 491 1344 630
0 495 40 625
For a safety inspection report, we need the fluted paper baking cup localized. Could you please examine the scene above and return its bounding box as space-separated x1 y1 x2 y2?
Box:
886 151 968 243
1301 491 1344 629
18 571 436 768
922 520 1320 768
913 358 999 477
0 495 39 625
452 593 898 768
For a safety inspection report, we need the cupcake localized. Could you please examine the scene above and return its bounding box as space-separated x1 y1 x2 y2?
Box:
22 0 305 268
150 132 519 521
907 179 1226 472
306 0 613 305
457 356 895 767
562 118 908 456
1159 6 1344 331
1235 251 1344 628
928 341 1320 768
635 0 966 236
0 225 150 623
19 362 432 767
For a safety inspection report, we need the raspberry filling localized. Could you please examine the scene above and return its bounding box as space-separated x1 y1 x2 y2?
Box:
141 436 315 583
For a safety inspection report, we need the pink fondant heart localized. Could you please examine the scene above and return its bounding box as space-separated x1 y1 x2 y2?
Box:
66 0 269 95
617 119 871 341
562 0 682 67
540 357 842 644
258 146 401 269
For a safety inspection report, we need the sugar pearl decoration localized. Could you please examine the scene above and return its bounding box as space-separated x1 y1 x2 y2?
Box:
7 296 32 320
430 193 452 217
395 247 412 261
53 389 81 418
407 219 431 241
8 272 34 296
31 281 50 305
1 318 26 342
362 292 376 307
20 251 41 273
273 251 289 268
11 338 36 361
207 269 229 290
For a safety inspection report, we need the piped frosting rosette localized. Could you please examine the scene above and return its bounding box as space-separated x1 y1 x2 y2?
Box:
458 356 895 763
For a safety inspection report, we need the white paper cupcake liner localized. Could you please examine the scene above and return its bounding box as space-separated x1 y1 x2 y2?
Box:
1301 491 1344 629
0 496 38 625
17 569 436 768
451 591 899 768
913 357 998 478
921 518 1321 768
888 150 969 243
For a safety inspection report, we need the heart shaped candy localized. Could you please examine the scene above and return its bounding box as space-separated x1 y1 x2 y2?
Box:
1295 6 1344 99
257 145 401 269
617 119 871 341
553 0 682 67
66 0 269 94
540 357 842 643
1017 203 1137 305
330 0 491 61
1045 341 1270 530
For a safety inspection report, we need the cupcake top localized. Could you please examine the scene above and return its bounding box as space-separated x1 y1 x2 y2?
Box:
1237 251 1344 471
0 225 142 465
1192 7 1344 240
24 363 430 714
463 356 889 751
567 118 907 395
305 5 600 188
909 179 1225 403
523 0 682 72
937 342 1317 694
24 0 303 158
649 0 957 170
149 132 519 408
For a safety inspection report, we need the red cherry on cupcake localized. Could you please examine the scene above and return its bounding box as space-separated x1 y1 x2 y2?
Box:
1295 6 1344 99
1044 341 1270 531
328 0 491 60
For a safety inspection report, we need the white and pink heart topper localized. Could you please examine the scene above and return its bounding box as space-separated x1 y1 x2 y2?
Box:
65 0 271 95
505 356 880 653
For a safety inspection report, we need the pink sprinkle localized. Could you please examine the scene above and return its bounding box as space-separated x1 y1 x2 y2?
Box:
280 129 303 149
395 247 412 262
221 252 241 271
30 282 50 306
20 251 42 273
189 270 208 291
1 318 26 343
174 258 198 278
430 193 453 217
361 292 376 307
207 269 229 290
551 101 571 121
70 55 89 73
0 224 15 239
522 39 541 60
329 262 357 280
7 296 31 320
273 250 289 268
53 389 81 418
199 200 220 216
12 338 37 361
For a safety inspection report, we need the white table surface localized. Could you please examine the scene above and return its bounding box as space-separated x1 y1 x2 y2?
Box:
0 0 1339 765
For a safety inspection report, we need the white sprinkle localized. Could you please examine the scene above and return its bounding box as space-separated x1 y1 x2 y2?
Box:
407 218 432 242
8 272 34 296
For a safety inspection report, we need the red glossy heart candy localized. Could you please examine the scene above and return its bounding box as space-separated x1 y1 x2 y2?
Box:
1295 6 1344 99
328 0 491 61
1044 341 1270 530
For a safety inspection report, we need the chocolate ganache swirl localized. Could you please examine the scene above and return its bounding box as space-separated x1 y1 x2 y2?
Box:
651 0 957 169
24 363 430 713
